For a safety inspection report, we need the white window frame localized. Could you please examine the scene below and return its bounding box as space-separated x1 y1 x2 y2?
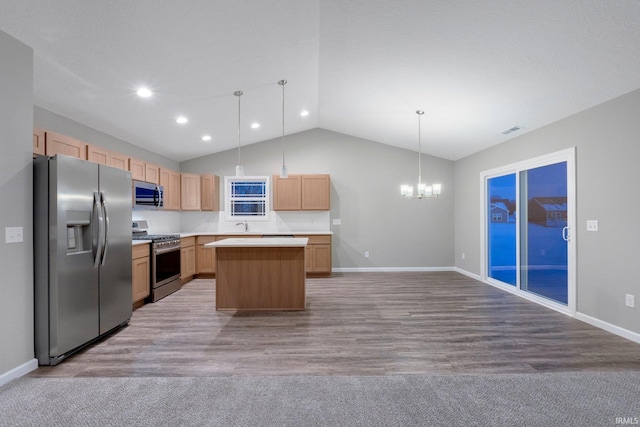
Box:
224 176 270 221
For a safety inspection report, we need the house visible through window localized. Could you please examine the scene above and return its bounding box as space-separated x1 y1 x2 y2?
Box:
224 176 270 220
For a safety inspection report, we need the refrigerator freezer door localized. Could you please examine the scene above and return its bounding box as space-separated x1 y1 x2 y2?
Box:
50 155 101 358
98 164 133 334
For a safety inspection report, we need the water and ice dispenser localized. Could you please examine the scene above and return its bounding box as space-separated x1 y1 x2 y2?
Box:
65 210 91 253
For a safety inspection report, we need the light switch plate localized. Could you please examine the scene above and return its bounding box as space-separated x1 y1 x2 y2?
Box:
332 219 341 225
626 294 635 308
586 220 599 232
5 227 23 243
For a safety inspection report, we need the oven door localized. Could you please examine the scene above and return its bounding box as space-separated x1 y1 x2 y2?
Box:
153 245 181 288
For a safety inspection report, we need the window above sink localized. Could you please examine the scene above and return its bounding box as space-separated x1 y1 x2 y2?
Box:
224 176 270 221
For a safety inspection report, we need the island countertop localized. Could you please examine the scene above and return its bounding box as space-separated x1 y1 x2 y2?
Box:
205 237 308 248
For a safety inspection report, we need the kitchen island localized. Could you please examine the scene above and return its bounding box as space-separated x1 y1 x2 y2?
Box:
205 238 308 311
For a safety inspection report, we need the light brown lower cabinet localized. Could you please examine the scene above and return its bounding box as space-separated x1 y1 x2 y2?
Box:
132 244 150 304
196 236 217 274
296 234 332 275
181 236 196 283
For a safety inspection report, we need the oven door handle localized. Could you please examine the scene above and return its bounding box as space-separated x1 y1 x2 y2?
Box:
154 245 180 255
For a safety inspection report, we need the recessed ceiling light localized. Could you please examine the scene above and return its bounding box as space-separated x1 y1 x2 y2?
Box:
251 123 260 129
176 116 188 124
300 110 309 117
202 135 212 141
136 87 152 98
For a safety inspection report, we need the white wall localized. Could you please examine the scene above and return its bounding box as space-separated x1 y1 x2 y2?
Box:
0 30 35 382
455 88 640 336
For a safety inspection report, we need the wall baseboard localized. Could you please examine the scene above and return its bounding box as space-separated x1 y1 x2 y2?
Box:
453 267 482 281
576 312 640 344
0 359 38 387
332 267 456 273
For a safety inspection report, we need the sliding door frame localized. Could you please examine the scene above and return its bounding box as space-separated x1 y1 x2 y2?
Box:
479 147 576 316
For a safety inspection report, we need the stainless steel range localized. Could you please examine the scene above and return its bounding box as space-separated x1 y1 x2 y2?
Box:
132 221 181 302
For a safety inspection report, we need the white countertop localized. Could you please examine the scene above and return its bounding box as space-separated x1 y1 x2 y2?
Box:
132 240 151 246
180 231 332 238
205 237 309 248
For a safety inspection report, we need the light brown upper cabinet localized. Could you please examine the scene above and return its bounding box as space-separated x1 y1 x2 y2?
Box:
272 175 302 210
87 144 109 165
109 151 129 171
273 174 330 211
302 175 330 210
201 174 220 211
181 173 201 211
33 128 45 156
160 168 181 211
129 158 146 181
87 145 130 171
145 163 160 185
45 131 87 159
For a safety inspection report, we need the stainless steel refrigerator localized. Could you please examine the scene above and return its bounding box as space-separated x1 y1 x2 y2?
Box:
34 154 133 365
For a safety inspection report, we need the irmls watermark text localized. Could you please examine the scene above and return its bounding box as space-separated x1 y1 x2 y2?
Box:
615 417 639 425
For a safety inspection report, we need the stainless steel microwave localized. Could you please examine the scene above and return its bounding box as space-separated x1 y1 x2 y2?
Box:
133 180 164 209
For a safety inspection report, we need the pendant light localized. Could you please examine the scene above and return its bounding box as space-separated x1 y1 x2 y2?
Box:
234 90 244 177
400 110 442 199
278 79 288 178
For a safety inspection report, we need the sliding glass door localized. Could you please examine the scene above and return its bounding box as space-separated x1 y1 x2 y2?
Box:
484 149 575 313
520 162 568 304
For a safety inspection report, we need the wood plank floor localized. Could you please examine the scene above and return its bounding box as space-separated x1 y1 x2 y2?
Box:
29 272 640 377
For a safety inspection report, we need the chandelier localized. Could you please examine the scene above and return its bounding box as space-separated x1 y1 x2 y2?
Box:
400 110 442 199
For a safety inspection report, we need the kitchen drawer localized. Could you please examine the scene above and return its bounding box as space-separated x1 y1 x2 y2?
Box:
181 236 196 247
132 243 150 260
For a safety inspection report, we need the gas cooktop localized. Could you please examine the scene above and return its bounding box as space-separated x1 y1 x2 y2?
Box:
132 233 180 242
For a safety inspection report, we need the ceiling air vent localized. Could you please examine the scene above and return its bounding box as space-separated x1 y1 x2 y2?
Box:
501 126 523 135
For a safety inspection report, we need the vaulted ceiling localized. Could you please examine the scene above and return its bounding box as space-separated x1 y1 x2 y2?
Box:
2 1 640 161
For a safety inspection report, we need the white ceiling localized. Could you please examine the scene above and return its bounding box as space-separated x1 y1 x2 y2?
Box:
2 0 640 162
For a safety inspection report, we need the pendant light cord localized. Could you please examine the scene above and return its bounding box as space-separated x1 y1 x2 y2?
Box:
278 80 287 167
234 90 243 166
417 110 423 185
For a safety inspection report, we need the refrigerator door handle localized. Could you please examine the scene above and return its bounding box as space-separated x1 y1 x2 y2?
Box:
100 192 109 266
93 191 104 267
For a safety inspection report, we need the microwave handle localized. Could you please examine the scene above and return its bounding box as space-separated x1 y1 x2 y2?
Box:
156 186 163 207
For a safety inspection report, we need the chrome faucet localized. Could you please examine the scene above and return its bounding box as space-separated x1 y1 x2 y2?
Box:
236 220 248 232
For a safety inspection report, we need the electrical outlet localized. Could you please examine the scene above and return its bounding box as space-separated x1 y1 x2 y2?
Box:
626 294 635 308
364 251 370 258
461 252 466 260
586 220 599 232
332 219 341 225
5 227 23 244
